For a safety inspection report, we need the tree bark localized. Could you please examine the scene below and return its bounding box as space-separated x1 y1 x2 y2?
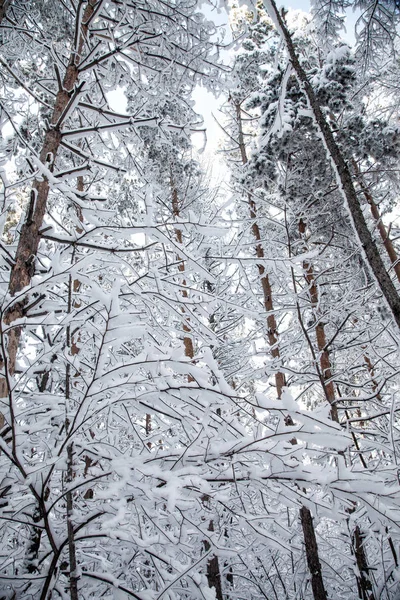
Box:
265 0 400 330
203 518 223 600
0 0 12 416
64 181 86 598
66 443 79 600
24 506 43 574
0 0 96 413
298 219 338 422
298 219 375 597
300 506 328 600
234 100 285 397
352 159 400 284
353 525 375 600
171 180 195 362
0 0 95 587
0 0 10 23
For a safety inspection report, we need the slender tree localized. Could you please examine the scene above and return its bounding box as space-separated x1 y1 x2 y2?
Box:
263 0 400 330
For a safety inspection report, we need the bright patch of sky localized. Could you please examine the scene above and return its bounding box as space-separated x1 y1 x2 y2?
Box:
106 87 128 115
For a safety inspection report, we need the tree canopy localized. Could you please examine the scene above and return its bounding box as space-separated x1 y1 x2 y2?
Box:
0 1 400 599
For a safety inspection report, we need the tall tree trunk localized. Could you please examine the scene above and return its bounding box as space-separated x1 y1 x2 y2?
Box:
0 0 12 415
298 219 338 423
0 1 95 586
202 502 223 600
300 506 327 600
234 101 285 397
66 443 79 600
298 219 375 600
171 183 195 361
234 100 327 600
353 525 374 600
1 0 96 395
264 0 400 330
171 179 223 600
285 261 327 600
63 174 86 599
0 0 10 23
351 159 400 284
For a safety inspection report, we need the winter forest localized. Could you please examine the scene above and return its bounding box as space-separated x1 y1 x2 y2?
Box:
2 0 400 598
